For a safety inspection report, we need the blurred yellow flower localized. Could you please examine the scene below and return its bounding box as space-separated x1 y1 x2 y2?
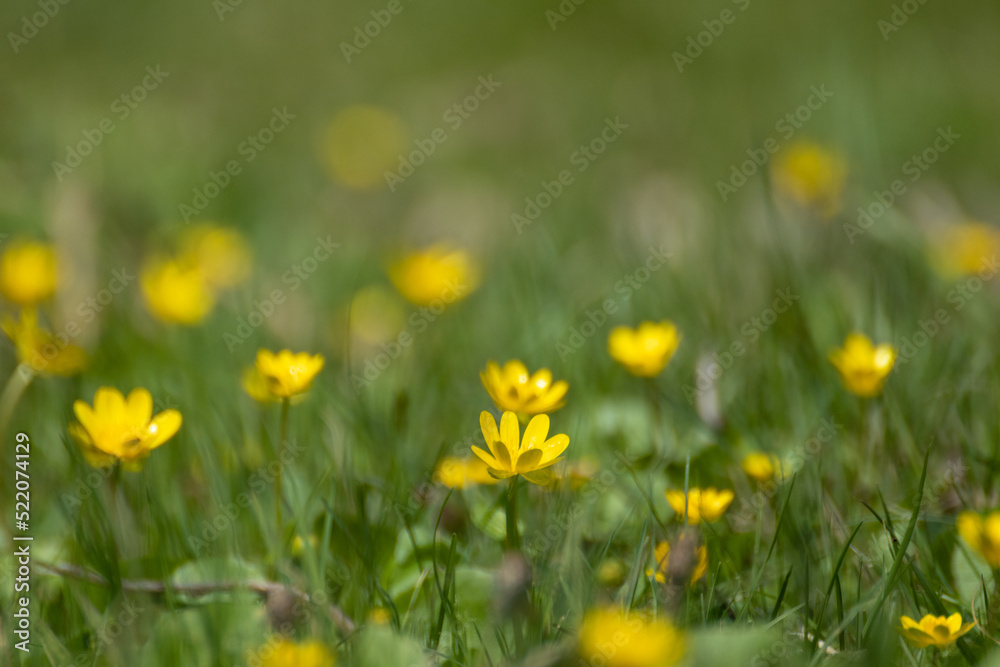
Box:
348 285 406 348
608 321 681 377
646 540 708 584
389 245 479 307
553 457 599 489
829 332 896 397
260 639 335 667
578 606 685 667
480 360 568 416
434 456 498 489
254 348 325 399
0 240 57 306
69 387 181 468
931 222 1000 277
772 140 847 219
665 488 733 524
471 411 569 485
2 309 85 376
180 223 252 289
368 608 391 625
741 452 781 484
141 257 215 325
324 105 408 190
957 510 1000 568
899 613 973 649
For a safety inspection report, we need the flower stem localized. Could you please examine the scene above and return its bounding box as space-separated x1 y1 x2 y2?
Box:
0 364 33 438
506 476 521 551
276 398 289 543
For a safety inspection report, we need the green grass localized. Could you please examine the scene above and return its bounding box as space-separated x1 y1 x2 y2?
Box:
3 0 1000 665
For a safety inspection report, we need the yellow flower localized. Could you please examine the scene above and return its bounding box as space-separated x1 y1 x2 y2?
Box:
578 606 685 667
741 452 780 484
388 245 479 307
608 321 681 377
829 332 896 397
957 510 1000 568
69 387 182 469
323 105 408 190
141 257 215 325
665 488 734 524
2 309 85 376
480 360 568 416
772 140 847 219
899 613 973 649
931 222 1000 278
259 639 336 667
254 348 325 399
0 240 58 305
180 223 252 289
368 608 391 625
646 540 708 584
434 456 499 489
471 411 569 485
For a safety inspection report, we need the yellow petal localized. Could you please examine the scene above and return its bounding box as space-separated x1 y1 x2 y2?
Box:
146 410 182 450
522 414 550 450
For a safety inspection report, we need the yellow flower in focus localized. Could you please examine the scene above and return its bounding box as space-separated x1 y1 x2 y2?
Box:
254 348 325 399
260 639 336 667
829 332 896 397
2 309 86 376
0 240 57 306
471 411 569 485
323 105 408 190
69 387 182 468
180 223 252 289
578 607 685 667
141 257 215 325
388 245 479 307
665 487 734 524
646 541 708 584
957 510 1000 568
772 140 847 219
741 452 781 484
434 456 498 489
480 360 568 416
899 613 973 649
931 222 1000 277
608 321 681 377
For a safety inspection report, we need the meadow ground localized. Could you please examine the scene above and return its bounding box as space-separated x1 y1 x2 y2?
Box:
2 0 1000 665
